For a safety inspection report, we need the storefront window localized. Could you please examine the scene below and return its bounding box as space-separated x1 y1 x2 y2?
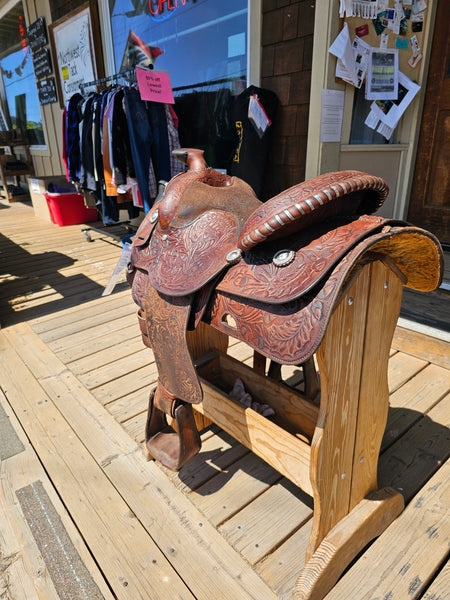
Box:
0 2 45 145
109 0 248 168
109 0 248 91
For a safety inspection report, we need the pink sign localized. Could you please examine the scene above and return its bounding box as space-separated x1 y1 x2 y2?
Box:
136 67 174 104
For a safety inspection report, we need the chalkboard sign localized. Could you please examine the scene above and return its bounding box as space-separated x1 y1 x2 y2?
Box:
32 47 52 79
37 77 57 105
27 17 47 52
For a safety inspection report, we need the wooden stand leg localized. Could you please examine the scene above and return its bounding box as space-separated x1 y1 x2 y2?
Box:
294 261 405 599
292 487 404 600
187 322 229 431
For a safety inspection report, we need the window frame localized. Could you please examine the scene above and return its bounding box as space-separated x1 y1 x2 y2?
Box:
0 0 47 150
99 0 261 87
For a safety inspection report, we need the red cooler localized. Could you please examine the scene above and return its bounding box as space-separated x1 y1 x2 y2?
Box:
44 192 98 226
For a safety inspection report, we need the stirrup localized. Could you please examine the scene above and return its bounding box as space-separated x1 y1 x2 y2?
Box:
145 386 201 471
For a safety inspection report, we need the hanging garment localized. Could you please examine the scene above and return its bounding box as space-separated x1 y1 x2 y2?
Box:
173 89 235 170
102 92 118 197
79 93 98 192
66 92 84 182
62 106 69 180
149 101 171 186
166 104 185 179
92 93 104 185
123 87 153 214
229 85 278 200
149 104 185 197
64 80 179 221
111 89 135 188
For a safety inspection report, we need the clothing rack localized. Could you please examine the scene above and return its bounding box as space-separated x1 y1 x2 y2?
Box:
78 69 138 243
77 65 158 246
77 72 243 246
79 68 140 91
80 71 239 93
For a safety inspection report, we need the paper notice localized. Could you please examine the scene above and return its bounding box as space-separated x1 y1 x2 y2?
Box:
320 89 345 142
329 23 358 87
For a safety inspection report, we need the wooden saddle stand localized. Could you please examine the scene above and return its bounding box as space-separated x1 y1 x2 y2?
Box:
127 148 443 600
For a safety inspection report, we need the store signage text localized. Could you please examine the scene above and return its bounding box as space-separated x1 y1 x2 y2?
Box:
149 0 190 20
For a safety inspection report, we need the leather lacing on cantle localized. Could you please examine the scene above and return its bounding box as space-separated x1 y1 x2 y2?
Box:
238 174 388 251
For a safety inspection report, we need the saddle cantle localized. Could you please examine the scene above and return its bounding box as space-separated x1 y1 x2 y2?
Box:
127 148 443 470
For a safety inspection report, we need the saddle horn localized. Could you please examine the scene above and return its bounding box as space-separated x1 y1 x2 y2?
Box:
172 147 207 171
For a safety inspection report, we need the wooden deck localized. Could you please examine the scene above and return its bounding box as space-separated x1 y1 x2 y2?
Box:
1 199 449 600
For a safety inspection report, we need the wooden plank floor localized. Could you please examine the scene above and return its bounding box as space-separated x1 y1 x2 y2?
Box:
0 199 449 600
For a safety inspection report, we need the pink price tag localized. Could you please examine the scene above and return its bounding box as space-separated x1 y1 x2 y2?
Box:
136 68 175 104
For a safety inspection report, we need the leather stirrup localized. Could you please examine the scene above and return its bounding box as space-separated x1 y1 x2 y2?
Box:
145 386 201 471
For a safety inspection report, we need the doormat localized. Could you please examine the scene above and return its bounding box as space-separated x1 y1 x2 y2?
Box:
16 480 105 600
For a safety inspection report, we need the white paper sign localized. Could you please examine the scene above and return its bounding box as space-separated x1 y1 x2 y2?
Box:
29 178 40 193
248 94 271 138
320 89 345 142
329 23 358 87
52 7 96 104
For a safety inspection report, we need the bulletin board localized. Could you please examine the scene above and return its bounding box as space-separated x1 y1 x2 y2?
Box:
343 2 427 80
329 1 430 139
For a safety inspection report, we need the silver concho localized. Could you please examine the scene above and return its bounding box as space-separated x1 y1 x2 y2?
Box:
150 210 158 223
273 249 295 267
226 249 243 264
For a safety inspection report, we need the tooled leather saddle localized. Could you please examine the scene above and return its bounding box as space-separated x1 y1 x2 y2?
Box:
127 148 443 470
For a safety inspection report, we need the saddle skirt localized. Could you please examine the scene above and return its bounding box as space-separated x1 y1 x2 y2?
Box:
207 223 442 365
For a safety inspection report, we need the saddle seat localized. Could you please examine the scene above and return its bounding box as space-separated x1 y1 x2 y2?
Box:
131 148 390 299
127 148 443 471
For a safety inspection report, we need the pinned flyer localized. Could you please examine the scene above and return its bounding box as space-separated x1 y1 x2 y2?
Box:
366 48 399 100
329 25 371 89
329 22 358 87
339 0 379 18
136 67 175 104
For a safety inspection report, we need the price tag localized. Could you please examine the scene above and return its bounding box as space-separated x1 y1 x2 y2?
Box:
136 68 174 104
248 94 271 138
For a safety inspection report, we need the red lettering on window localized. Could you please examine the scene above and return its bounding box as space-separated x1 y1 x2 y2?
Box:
149 0 188 17
149 0 159 15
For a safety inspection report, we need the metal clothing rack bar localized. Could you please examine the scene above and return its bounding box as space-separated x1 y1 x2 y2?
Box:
79 68 138 91
81 222 137 243
172 76 243 92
